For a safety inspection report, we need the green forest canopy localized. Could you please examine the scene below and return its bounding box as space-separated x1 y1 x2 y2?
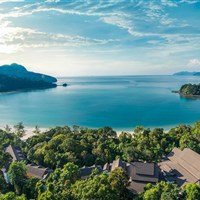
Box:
0 122 200 199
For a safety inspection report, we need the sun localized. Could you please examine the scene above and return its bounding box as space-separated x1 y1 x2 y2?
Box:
0 44 17 54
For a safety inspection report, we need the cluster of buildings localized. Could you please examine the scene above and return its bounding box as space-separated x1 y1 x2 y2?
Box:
2 145 200 194
80 147 200 194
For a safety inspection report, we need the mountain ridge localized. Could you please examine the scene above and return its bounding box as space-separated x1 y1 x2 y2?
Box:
0 63 57 92
0 63 57 83
173 71 198 76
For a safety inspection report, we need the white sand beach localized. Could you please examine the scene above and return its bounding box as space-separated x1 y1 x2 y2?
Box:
0 125 49 140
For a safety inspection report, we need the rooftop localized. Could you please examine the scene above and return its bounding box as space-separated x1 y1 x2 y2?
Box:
80 165 103 179
159 147 200 187
103 159 159 194
5 145 25 162
27 164 52 180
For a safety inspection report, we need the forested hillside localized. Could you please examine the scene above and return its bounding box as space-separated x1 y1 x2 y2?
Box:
0 123 200 199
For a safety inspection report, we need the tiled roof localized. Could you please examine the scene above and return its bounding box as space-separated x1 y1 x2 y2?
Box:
135 162 155 176
159 147 200 187
126 162 159 183
80 165 103 179
27 164 52 180
111 158 126 171
103 163 110 171
5 145 25 161
103 159 159 194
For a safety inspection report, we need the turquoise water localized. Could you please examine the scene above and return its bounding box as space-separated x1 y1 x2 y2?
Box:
1 75 200 130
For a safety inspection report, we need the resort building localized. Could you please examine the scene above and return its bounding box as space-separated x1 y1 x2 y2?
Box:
5 145 25 161
103 159 159 194
80 165 103 179
27 164 53 180
3 145 52 180
159 147 200 187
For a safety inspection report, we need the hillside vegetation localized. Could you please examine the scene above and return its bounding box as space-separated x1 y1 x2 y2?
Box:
179 83 200 96
0 122 200 199
0 63 57 92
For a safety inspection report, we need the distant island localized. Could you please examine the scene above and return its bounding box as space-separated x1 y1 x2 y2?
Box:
173 71 200 76
0 63 57 92
179 83 200 97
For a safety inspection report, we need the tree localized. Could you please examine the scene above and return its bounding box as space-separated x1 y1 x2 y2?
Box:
13 122 25 138
0 150 12 169
7 161 27 194
108 167 129 199
0 171 8 193
71 173 117 200
33 126 41 135
22 177 39 200
183 183 200 200
4 125 11 133
0 192 26 200
142 182 180 200
37 163 80 199
143 187 160 200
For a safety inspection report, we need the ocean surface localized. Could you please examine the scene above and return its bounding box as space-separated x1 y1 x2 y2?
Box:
1 75 200 131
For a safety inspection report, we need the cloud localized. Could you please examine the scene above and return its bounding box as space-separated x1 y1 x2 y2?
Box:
0 23 116 54
45 0 60 2
187 59 200 67
180 0 200 4
161 0 178 7
0 0 24 4
0 0 200 57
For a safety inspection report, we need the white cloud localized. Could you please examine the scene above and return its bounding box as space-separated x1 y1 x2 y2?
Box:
187 59 200 67
0 23 116 54
0 0 200 72
0 0 24 4
161 0 178 7
45 0 60 2
180 0 199 4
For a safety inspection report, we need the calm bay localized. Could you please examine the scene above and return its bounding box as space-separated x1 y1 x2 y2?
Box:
1 75 200 130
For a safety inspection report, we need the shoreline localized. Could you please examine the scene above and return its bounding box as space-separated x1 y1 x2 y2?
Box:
0 125 49 140
0 124 171 140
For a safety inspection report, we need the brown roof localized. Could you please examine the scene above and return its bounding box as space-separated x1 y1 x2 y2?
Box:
103 159 159 194
103 163 111 171
126 162 159 183
135 162 155 176
128 181 149 194
80 165 103 179
159 147 200 187
5 145 25 161
111 159 126 171
26 164 52 179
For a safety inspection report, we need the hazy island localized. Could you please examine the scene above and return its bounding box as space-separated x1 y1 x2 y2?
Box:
0 63 57 93
173 71 200 76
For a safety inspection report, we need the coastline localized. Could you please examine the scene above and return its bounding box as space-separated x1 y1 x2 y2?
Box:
0 85 57 95
0 125 49 140
0 124 178 140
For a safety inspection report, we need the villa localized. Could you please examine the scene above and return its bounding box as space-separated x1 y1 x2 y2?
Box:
104 159 159 194
2 145 52 180
159 147 200 187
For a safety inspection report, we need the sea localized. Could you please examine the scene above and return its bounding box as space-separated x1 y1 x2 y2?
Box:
1 75 200 131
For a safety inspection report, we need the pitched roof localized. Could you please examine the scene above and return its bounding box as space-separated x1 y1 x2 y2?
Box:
159 147 200 187
128 181 149 194
80 165 103 179
111 158 126 171
103 159 159 194
5 145 25 161
26 164 52 180
103 163 111 171
126 162 159 183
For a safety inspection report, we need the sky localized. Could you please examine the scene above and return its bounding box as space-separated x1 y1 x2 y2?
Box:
0 0 200 76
